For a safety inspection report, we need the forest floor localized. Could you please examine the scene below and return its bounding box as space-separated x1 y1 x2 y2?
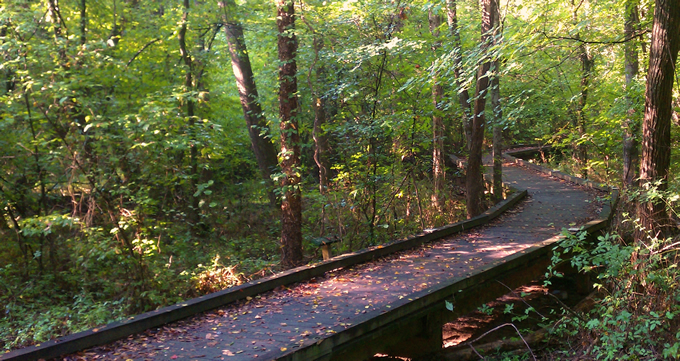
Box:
440 279 591 360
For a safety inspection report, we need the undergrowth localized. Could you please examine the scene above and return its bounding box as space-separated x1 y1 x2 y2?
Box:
547 212 680 360
0 173 466 351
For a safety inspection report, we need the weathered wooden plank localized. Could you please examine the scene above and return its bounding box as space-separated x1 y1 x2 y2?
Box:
0 183 526 361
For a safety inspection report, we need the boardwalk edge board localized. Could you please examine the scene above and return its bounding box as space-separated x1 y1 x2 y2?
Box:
504 147 618 223
1 170 527 361
272 147 619 360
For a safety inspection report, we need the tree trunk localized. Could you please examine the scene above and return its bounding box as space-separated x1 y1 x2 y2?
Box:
622 0 640 187
312 94 329 194
490 0 503 202
446 0 473 151
220 0 279 206
0 23 14 94
576 42 592 179
79 0 87 45
637 0 680 234
491 66 503 202
572 1 592 179
466 0 495 218
277 0 303 268
429 11 446 211
179 0 200 225
308 35 330 194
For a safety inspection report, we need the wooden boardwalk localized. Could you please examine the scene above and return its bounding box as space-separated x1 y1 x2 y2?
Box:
0 150 616 361
68 161 600 360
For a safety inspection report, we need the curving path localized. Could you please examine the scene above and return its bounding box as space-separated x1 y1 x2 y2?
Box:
66 161 598 360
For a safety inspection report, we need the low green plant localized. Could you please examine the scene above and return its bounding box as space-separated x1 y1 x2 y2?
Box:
547 223 680 360
478 303 494 316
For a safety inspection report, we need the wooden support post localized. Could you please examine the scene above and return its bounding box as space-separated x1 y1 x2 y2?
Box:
312 236 340 261
321 244 331 261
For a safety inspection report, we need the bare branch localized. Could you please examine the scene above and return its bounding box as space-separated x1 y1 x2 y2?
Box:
125 38 161 68
541 29 650 45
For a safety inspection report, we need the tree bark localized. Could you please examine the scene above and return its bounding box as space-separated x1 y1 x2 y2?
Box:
466 0 495 218
576 42 592 179
637 0 680 234
79 0 87 45
622 0 640 187
220 0 279 206
572 0 592 179
0 23 14 94
429 11 446 211
312 93 330 194
179 0 200 225
490 0 503 203
307 33 330 194
446 0 473 151
277 0 303 268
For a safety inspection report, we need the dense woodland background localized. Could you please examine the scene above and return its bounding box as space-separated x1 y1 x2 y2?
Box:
1 0 679 358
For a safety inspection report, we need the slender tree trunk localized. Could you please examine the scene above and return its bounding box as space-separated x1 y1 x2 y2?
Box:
576 42 592 179
466 0 495 218
490 0 503 202
79 0 87 45
446 0 473 151
307 34 330 194
490 69 503 202
623 0 640 187
179 0 200 225
312 94 329 194
429 11 446 210
0 23 13 94
571 0 591 179
637 0 680 234
220 0 279 206
277 0 303 268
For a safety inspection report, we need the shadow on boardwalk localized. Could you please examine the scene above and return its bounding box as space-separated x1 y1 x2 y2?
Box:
51 159 602 361
0 149 612 360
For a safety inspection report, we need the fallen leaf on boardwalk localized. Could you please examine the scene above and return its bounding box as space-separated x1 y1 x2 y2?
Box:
206 333 215 340
222 349 235 356
280 347 287 351
171 355 178 359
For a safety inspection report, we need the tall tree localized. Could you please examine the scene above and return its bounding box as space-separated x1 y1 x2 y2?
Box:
179 0 200 225
220 0 279 206
447 0 473 150
637 0 680 233
571 0 593 179
622 0 640 187
79 0 87 45
429 10 446 210
490 0 503 202
465 0 495 218
277 0 303 268
302 20 330 195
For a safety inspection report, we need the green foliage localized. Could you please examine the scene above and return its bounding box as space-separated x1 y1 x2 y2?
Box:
478 303 494 316
548 223 680 360
0 0 667 354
